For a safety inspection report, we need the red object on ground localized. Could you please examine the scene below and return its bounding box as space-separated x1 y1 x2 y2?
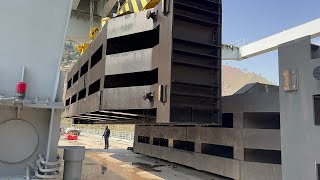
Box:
64 133 78 140
72 135 78 140
16 82 27 93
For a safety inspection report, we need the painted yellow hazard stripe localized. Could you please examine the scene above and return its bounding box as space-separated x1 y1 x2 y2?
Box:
143 0 160 10
131 0 140 12
140 0 148 7
125 2 130 12
117 0 159 15
128 0 135 12
118 2 126 14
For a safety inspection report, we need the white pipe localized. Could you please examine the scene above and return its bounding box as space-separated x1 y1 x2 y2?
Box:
36 159 60 173
35 154 61 179
21 65 25 82
38 154 61 166
25 165 30 180
35 170 60 179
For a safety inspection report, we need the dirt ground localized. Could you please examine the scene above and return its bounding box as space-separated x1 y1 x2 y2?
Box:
58 136 228 180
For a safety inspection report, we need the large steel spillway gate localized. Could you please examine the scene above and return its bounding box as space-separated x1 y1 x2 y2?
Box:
63 0 222 125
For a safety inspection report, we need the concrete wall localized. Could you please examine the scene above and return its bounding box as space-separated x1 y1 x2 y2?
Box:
134 84 282 179
134 111 281 180
278 36 320 180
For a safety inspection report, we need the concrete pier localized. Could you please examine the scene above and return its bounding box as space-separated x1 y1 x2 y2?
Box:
134 83 281 180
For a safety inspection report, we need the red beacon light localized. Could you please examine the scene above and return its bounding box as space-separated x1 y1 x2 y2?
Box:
16 82 27 100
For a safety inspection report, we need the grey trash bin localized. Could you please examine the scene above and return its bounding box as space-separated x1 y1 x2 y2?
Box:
63 146 85 180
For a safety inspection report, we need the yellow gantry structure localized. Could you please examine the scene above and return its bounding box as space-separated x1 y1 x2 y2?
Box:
78 0 158 55
118 0 160 15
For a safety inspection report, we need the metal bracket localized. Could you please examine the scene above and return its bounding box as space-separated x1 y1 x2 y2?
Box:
162 0 170 15
143 91 155 101
158 85 167 103
16 107 21 119
146 10 158 21
12 100 23 118
283 69 298 92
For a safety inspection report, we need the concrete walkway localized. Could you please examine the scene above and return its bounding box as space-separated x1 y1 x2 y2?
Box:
58 135 229 180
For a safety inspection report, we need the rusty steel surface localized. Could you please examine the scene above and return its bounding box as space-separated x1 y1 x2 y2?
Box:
63 0 222 125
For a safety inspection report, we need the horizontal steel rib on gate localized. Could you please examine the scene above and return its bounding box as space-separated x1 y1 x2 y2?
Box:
73 115 127 121
100 110 155 118
92 120 143 124
74 116 119 121
84 113 133 120
73 117 116 122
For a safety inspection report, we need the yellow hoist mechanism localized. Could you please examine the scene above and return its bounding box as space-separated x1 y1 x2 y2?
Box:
118 0 160 15
77 26 101 55
77 0 159 54
76 44 89 55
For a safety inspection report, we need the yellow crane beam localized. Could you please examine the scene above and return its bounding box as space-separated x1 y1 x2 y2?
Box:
118 0 160 15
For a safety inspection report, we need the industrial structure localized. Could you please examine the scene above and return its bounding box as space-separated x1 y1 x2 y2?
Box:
63 0 320 179
63 0 222 125
134 83 281 179
0 0 72 178
278 37 320 180
1 0 320 179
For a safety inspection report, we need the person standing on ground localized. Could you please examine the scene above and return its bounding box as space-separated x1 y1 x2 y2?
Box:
102 126 110 149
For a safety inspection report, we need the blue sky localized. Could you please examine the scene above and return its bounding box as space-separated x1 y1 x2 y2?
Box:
222 0 320 84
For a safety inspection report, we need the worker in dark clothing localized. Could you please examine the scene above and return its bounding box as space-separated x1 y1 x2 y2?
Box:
102 126 110 149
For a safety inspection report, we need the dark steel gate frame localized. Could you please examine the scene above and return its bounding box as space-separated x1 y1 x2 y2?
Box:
63 0 222 125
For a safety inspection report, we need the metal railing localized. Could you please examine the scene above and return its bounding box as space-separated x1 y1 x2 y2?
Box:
77 128 134 142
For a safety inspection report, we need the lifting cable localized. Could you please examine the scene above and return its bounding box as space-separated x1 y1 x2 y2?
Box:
90 0 94 30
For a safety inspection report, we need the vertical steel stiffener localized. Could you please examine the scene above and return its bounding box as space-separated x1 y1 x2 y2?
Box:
170 0 222 123
64 0 222 124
